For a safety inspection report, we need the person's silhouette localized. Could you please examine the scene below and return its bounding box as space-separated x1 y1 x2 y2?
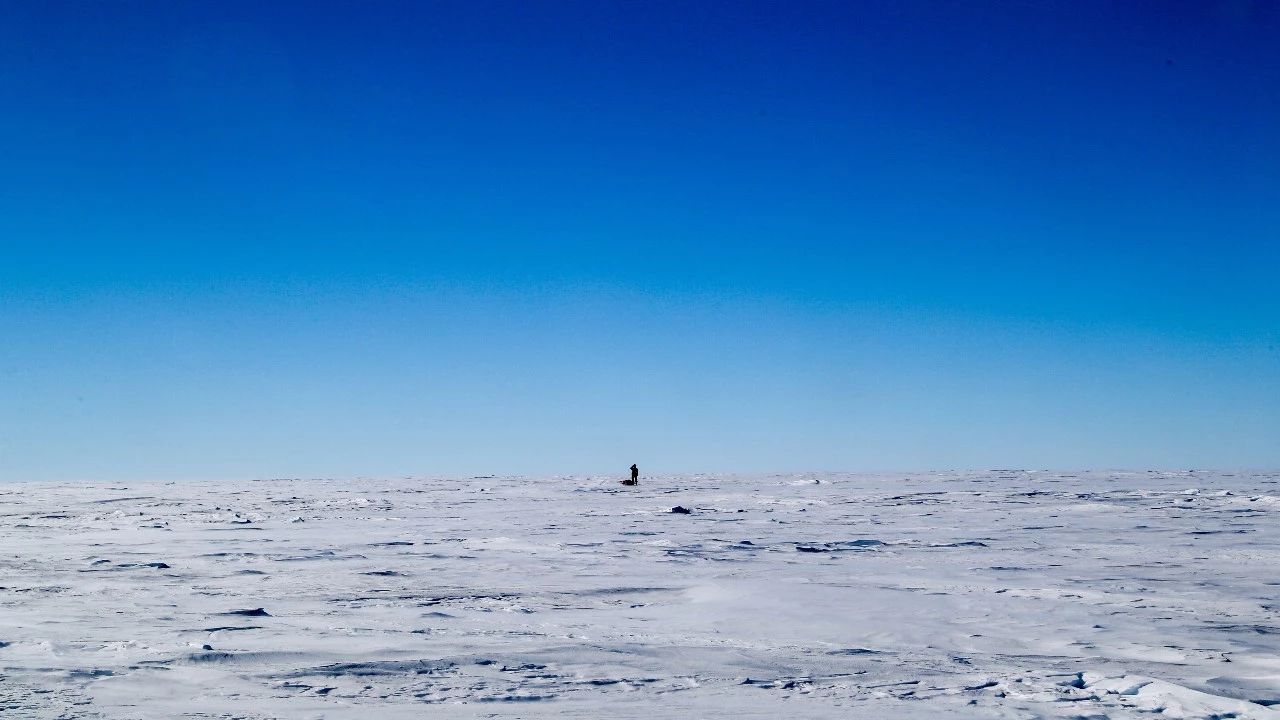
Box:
628 464 639 485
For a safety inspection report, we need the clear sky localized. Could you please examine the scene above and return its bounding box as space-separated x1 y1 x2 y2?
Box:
1 0 1277 481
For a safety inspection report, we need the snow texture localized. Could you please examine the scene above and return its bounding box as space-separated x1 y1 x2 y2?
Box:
2 470 1280 718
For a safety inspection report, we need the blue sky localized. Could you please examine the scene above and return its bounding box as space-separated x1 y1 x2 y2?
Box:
2 0 1277 480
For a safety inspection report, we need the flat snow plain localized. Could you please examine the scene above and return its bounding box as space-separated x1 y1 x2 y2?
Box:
2 471 1280 719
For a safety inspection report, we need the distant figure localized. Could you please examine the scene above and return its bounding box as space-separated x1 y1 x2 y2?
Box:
622 464 639 486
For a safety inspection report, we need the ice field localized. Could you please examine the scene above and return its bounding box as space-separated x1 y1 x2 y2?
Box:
2 470 1280 718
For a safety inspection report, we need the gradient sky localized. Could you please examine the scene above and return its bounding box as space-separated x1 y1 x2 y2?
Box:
1 0 1278 481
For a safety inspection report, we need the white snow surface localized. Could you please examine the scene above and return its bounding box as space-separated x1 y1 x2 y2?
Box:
3 470 1280 718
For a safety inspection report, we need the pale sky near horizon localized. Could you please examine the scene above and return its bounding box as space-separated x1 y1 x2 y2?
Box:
2 1 1278 481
